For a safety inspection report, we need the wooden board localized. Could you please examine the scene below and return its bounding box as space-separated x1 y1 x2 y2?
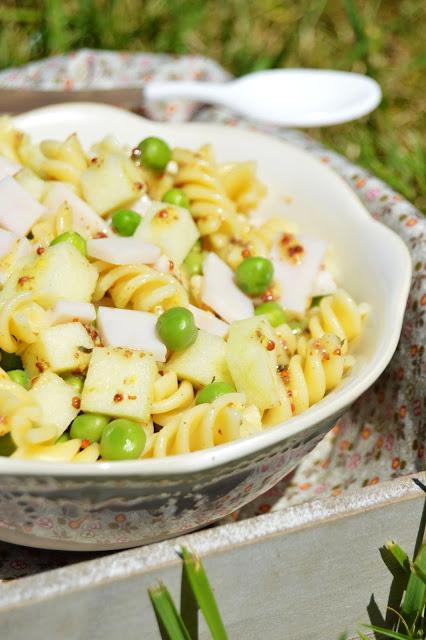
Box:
0 472 424 639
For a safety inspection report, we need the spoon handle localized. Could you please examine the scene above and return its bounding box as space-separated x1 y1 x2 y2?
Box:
145 81 229 105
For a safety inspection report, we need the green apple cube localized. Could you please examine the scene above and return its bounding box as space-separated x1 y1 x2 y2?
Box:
22 322 93 377
29 371 80 438
226 316 281 411
165 329 232 388
80 347 156 422
135 201 199 266
16 243 98 307
80 155 146 216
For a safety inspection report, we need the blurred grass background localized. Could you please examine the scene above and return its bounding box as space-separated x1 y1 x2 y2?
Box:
0 0 425 212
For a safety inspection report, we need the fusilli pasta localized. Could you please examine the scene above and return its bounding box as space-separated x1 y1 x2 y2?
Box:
308 289 368 352
93 261 188 313
0 292 50 353
152 371 195 426
264 333 348 426
143 392 262 457
173 146 242 242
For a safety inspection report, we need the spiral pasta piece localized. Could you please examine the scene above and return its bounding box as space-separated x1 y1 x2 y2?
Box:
308 289 368 353
93 261 188 313
217 216 294 269
143 393 262 457
38 134 88 188
0 368 40 441
172 146 242 240
12 440 101 463
0 292 50 353
0 116 22 161
152 371 195 426
218 160 267 213
264 334 348 426
31 201 73 246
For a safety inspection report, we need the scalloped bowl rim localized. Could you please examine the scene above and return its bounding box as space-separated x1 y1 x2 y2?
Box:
0 103 412 477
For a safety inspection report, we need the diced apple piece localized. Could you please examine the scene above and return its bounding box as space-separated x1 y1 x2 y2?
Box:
29 371 80 438
43 182 109 238
0 176 45 236
128 193 151 215
201 252 253 323
22 322 93 377
50 301 96 325
135 201 199 267
0 237 33 286
226 316 280 411
87 237 160 265
165 329 232 388
17 243 98 307
0 155 20 180
14 168 46 201
81 346 156 422
97 306 167 362
80 155 146 216
271 234 326 313
311 267 337 297
0 229 17 260
188 304 229 338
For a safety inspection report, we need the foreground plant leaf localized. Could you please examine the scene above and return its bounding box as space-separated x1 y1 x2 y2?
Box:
380 541 411 580
400 543 426 629
148 583 191 640
361 625 412 640
181 546 228 640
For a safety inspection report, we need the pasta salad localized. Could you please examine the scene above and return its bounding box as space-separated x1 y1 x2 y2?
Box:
0 118 368 462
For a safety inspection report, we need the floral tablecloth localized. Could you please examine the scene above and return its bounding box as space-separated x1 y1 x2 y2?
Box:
0 50 424 579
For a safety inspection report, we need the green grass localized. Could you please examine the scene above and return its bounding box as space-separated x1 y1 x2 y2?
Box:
1 0 425 212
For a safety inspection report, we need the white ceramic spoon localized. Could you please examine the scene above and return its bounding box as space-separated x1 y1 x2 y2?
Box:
145 68 381 127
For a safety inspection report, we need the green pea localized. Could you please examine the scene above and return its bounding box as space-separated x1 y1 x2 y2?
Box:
111 209 142 237
156 307 198 351
195 381 236 405
255 301 288 327
137 136 171 172
100 419 146 460
183 245 203 276
235 256 273 296
50 231 87 257
0 350 22 371
162 188 190 209
63 374 84 394
56 432 70 443
0 433 16 457
70 413 109 444
311 295 324 308
7 369 29 388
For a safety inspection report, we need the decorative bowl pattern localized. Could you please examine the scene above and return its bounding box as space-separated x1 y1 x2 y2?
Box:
0 103 411 551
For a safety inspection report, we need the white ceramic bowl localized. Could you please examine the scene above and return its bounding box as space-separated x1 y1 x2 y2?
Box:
0 104 411 551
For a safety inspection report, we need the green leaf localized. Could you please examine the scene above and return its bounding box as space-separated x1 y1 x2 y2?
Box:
180 547 228 640
401 544 426 628
148 583 192 640
362 625 412 640
380 541 411 579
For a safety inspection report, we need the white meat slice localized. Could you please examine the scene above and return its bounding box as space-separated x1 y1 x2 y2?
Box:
44 183 109 238
0 228 18 260
271 234 326 313
201 252 254 323
0 176 45 236
127 194 152 215
87 237 161 265
96 306 167 362
50 301 96 325
188 304 229 338
0 156 21 181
